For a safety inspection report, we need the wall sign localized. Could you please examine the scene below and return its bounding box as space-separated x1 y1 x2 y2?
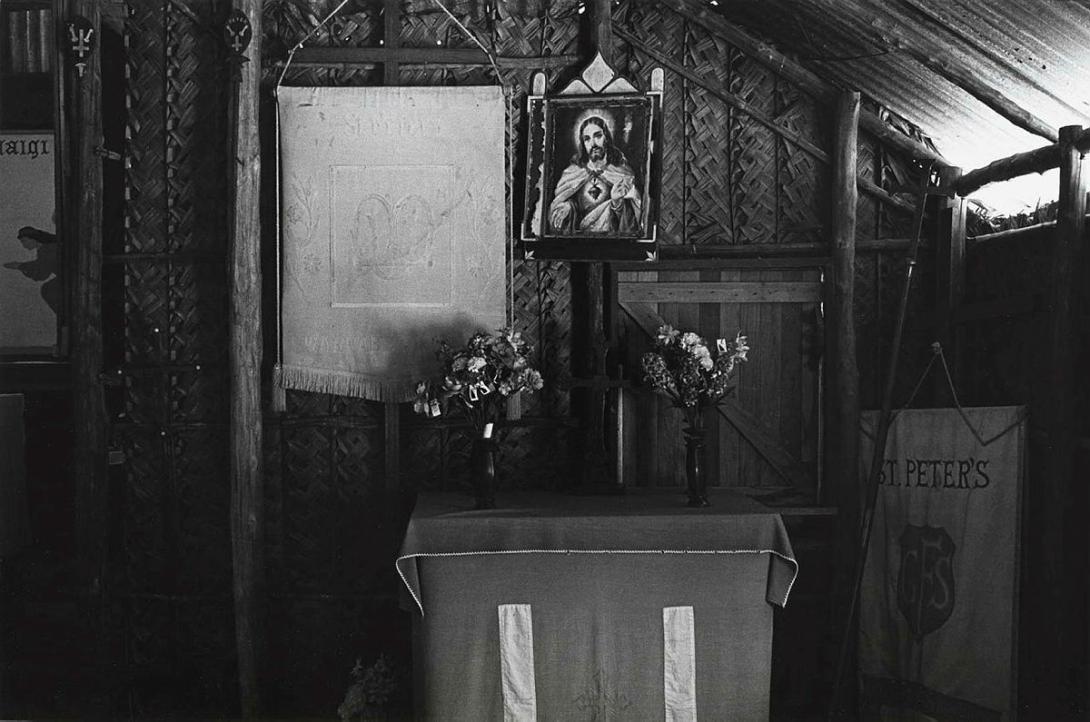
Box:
0 131 59 356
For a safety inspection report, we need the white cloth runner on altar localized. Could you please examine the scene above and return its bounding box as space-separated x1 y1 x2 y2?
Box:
275 86 507 401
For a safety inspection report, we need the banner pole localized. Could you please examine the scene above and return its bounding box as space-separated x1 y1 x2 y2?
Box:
827 161 936 720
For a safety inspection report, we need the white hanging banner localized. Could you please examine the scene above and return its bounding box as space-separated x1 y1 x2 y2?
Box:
275 86 507 401
858 406 1025 722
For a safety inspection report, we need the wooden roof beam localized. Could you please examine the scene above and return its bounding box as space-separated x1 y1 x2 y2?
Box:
658 0 951 167
955 128 1090 196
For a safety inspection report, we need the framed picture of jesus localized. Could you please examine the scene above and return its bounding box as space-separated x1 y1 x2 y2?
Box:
521 92 660 261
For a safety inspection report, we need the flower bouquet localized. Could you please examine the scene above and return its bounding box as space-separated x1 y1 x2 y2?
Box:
640 325 749 505
413 327 544 507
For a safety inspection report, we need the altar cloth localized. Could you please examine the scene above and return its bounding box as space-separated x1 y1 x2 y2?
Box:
397 491 797 720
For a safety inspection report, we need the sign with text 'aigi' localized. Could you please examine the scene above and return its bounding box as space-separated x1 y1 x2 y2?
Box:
0 132 58 355
858 406 1025 722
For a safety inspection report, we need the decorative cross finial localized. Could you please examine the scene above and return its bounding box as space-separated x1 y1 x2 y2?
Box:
224 10 253 59
66 18 95 78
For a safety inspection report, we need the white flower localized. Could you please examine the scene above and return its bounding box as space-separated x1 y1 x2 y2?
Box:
467 356 487 372
681 331 701 348
734 333 750 361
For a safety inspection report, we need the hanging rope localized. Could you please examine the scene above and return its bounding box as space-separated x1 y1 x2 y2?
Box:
859 342 1028 450
275 0 352 88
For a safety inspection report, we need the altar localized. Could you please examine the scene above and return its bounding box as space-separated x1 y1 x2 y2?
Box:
396 491 797 720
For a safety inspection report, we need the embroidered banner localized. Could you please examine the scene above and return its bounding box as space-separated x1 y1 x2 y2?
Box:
858 406 1025 721
276 86 507 401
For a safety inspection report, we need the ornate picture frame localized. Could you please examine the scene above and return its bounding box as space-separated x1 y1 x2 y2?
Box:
520 54 662 262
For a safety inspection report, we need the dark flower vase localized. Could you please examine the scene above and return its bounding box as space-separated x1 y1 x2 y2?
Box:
683 414 710 507
471 438 499 509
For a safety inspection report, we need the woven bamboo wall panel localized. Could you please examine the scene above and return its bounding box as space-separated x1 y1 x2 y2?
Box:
168 368 228 423
720 49 777 246
618 0 686 245
124 597 236 716
172 428 231 593
855 137 879 242
854 253 882 406
116 426 170 593
124 597 176 696
162 6 228 254
683 30 741 245
123 261 169 364
167 262 228 364
121 372 166 426
279 423 334 592
329 393 385 421
402 425 452 491
171 599 237 712
775 80 826 244
123 1 167 254
876 145 916 239
115 2 235 716
493 0 546 56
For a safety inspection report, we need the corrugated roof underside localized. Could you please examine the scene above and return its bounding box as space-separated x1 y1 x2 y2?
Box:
712 0 1090 204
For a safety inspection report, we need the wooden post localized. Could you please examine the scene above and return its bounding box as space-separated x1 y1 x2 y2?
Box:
1037 124 1084 715
570 0 618 488
69 0 108 712
828 90 861 509
826 89 861 717
933 166 964 405
228 2 264 717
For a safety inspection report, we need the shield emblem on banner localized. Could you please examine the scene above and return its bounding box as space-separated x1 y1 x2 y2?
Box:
897 525 956 641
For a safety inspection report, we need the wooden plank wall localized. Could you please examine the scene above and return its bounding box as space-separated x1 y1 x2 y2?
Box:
618 268 822 493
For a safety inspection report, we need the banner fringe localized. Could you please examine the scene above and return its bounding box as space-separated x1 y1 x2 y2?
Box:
274 364 416 403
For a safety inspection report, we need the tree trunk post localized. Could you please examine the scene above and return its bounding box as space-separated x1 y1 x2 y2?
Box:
228 2 264 717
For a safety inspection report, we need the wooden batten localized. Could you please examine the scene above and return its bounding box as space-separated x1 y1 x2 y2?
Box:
289 46 578 69
229 2 265 718
69 0 108 710
383 0 400 85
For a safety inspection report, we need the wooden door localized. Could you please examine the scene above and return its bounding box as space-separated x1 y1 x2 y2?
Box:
617 266 823 499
